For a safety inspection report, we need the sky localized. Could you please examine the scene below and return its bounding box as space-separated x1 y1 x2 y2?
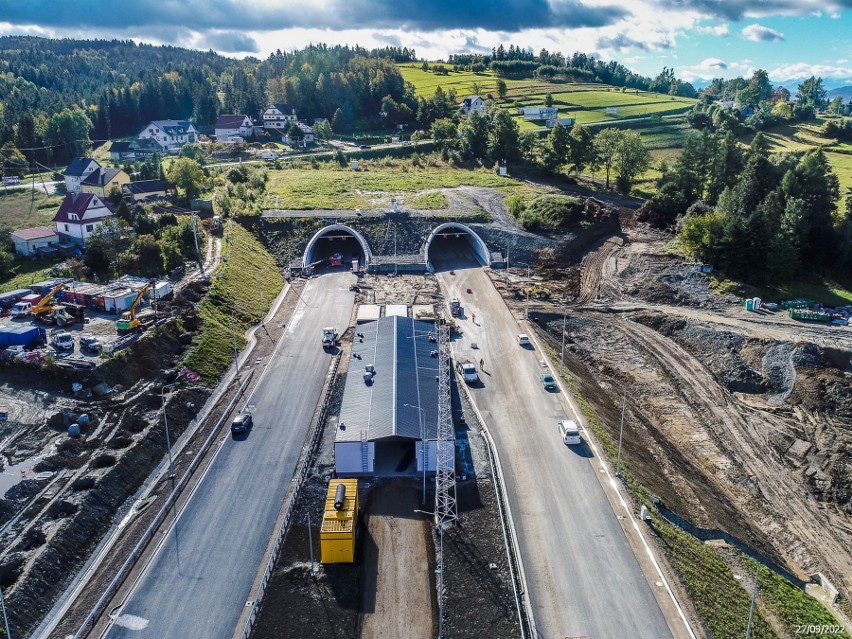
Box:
1 0 851 87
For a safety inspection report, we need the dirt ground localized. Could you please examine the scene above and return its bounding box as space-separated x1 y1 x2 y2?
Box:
505 224 852 604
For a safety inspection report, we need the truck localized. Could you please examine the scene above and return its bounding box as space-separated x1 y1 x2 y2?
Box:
455 360 479 385
322 327 340 349
450 298 461 317
39 304 86 327
329 253 343 267
0 325 46 349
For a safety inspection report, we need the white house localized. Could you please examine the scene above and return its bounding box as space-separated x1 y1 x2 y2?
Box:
461 95 486 115
53 192 114 244
546 116 575 128
11 226 59 257
214 114 253 141
262 103 298 131
138 120 200 153
63 157 102 194
284 122 315 146
519 106 558 121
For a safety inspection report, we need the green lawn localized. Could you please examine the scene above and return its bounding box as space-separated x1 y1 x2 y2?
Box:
0 262 55 293
264 161 518 210
0 190 62 235
712 276 852 307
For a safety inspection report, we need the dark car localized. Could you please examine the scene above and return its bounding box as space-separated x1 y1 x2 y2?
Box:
539 373 558 391
359 144 371 149
79 334 102 353
231 413 253 434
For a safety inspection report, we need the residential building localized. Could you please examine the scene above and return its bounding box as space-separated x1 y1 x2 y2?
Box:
284 122 315 146
262 103 298 131
109 138 162 160
214 114 253 141
123 179 174 203
80 167 130 198
461 95 486 115
64 157 102 194
138 120 200 153
11 226 59 257
519 106 558 121
53 192 114 244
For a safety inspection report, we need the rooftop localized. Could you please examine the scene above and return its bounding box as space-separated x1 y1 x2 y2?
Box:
11 226 58 241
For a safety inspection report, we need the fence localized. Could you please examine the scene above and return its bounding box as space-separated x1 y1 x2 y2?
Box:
73 369 256 639
236 351 342 639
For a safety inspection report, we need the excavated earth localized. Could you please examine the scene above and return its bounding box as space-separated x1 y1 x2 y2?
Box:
513 225 852 601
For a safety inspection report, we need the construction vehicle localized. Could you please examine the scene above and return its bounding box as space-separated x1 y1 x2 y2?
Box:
116 283 151 333
329 253 343 267
32 283 67 317
322 327 340 349
450 297 461 317
40 304 85 327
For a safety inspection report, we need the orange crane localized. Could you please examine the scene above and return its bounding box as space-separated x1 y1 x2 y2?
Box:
32 283 68 316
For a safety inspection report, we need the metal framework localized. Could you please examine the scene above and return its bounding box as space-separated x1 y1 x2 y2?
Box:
434 323 456 525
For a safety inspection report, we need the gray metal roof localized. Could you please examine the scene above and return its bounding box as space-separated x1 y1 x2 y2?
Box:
336 316 441 443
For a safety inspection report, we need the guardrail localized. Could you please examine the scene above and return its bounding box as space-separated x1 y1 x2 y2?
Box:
236 351 342 639
73 370 256 639
455 374 534 639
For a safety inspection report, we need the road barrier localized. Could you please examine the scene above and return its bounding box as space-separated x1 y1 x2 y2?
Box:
236 352 342 639
455 373 534 639
73 370 256 639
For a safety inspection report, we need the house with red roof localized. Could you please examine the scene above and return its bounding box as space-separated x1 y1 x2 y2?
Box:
10 226 59 257
53 192 114 244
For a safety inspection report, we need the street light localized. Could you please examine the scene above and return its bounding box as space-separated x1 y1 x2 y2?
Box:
560 308 567 378
515 261 530 317
404 403 427 505
616 388 626 478
160 382 179 479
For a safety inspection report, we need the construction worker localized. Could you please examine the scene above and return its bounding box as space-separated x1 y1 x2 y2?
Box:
479 358 484 370
472 312 476 323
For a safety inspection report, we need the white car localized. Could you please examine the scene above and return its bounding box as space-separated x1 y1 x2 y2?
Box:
51 331 74 351
456 360 479 385
517 334 531 347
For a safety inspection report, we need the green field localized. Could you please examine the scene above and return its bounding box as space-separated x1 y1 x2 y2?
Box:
0 190 62 235
400 63 697 130
264 161 518 210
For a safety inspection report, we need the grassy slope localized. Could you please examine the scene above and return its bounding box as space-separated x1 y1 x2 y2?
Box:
183 222 284 383
264 160 519 210
0 190 63 235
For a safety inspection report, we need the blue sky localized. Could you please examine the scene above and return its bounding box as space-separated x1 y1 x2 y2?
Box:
1 0 850 86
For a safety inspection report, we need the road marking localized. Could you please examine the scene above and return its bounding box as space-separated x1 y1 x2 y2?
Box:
526 327 698 639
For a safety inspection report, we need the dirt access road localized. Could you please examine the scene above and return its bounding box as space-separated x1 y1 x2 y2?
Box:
572 227 852 594
360 483 435 639
432 236 683 639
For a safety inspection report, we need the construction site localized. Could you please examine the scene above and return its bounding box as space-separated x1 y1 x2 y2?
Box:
0 180 850 639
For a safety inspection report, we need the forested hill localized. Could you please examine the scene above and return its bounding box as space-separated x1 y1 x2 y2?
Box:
0 36 415 164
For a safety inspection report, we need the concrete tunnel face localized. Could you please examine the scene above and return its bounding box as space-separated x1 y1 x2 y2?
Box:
425 223 490 269
303 224 371 269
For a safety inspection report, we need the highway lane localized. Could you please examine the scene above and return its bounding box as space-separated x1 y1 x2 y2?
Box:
434 239 673 639
106 271 355 639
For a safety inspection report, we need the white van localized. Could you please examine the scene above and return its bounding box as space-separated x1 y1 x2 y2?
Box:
558 420 582 445
10 302 32 317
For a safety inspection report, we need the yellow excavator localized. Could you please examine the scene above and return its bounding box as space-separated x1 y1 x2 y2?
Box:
115 283 151 333
32 283 68 317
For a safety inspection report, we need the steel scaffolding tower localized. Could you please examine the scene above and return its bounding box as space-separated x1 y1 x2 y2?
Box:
434 323 456 525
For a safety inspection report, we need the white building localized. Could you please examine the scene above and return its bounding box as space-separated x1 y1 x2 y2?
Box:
214 114 253 141
63 157 102 194
546 116 576 128
262 103 297 131
11 226 59 257
461 95 486 115
53 192 114 244
138 120 200 153
334 315 448 477
519 106 558 121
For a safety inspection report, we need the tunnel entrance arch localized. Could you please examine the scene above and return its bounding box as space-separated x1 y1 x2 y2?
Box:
424 223 490 268
303 224 372 268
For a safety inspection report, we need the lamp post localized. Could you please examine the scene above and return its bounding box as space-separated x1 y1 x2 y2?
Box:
560 308 567 377
404 403 427 505
616 388 626 478
160 382 179 479
515 261 530 317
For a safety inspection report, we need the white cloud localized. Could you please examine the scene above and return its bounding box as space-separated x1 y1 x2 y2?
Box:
769 62 852 81
741 24 785 42
678 58 754 82
695 23 729 36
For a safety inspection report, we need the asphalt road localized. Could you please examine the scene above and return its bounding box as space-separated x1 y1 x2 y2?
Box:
434 238 673 639
105 271 355 639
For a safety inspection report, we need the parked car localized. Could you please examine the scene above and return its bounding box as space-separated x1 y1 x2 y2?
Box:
456 360 479 385
401 140 412 146
539 372 557 391
51 331 74 351
558 420 582 445
359 144 371 149
517 334 531 347
231 413 253 434
79 334 102 353
10 302 32 317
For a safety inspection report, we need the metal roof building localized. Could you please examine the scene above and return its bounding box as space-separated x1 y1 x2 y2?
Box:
335 315 443 476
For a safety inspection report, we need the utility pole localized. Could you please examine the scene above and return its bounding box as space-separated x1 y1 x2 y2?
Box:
560 309 567 378
393 224 397 278
231 311 239 376
616 388 626 477
191 215 202 274
745 564 760 639
160 383 178 478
